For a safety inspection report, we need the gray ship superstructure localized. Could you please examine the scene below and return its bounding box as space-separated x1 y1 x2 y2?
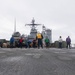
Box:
25 18 41 40
12 18 52 43
42 25 52 43
12 19 21 40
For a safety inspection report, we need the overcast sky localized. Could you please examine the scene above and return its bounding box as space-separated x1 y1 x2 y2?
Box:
0 0 75 44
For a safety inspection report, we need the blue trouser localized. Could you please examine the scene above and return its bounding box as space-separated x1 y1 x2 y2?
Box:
38 39 43 48
45 42 49 47
19 42 22 48
10 42 14 48
67 42 71 48
59 42 62 48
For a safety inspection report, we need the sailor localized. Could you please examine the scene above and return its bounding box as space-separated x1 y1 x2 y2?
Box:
58 36 63 48
44 36 50 48
36 32 43 49
10 36 15 48
66 36 71 49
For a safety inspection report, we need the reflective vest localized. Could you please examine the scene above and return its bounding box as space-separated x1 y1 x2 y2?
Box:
36 33 42 39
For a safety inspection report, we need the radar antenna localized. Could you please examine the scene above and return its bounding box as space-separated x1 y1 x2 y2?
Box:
25 18 41 30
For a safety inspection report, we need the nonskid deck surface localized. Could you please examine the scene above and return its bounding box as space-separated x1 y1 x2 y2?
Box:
0 48 75 75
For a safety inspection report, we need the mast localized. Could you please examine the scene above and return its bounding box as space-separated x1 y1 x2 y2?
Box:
25 18 41 30
14 18 16 33
25 18 42 39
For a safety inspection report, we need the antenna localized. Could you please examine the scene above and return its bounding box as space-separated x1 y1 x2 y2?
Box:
25 18 41 29
14 18 16 32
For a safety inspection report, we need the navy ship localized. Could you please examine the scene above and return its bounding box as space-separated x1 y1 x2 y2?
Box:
12 18 52 43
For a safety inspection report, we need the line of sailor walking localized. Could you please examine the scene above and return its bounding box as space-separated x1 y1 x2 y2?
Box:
58 36 71 49
2 32 71 49
9 32 50 48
